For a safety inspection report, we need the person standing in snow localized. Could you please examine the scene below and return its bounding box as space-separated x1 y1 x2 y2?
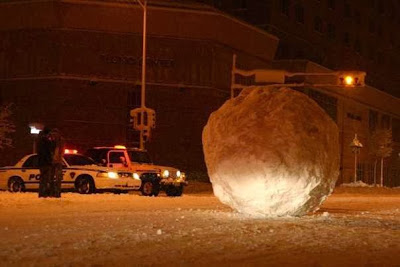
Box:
38 127 53 198
49 128 65 198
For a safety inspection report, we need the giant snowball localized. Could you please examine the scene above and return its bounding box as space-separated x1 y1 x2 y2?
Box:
202 87 339 217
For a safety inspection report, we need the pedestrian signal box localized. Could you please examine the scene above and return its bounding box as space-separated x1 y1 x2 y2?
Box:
130 107 156 131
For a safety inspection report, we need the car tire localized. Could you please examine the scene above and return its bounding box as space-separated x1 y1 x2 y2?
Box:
166 185 183 197
174 185 183 197
75 176 95 194
140 181 153 196
8 177 25 193
151 181 160 197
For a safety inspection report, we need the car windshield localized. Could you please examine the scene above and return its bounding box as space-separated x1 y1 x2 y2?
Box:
128 150 152 164
64 154 96 166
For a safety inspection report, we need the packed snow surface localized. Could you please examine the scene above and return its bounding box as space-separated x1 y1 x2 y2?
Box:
203 87 340 217
0 187 399 266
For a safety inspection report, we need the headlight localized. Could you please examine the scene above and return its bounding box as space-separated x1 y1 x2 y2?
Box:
133 173 140 180
97 171 119 179
176 170 181 178
162 170 169 178
107 172 118 179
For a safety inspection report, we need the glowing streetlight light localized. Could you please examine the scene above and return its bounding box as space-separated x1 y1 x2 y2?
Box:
344 76 354 86
337 71 366 87
29 123 43 153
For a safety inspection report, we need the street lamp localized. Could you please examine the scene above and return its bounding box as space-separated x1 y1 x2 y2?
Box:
136 0 147 150
230 54 366 98
349 133 363 183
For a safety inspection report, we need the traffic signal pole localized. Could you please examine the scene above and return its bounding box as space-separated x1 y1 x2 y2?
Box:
137 0 147 150
230 54 366 99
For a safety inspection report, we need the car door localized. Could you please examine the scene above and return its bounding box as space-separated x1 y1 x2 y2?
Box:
21 155 41 190
107 150 129 169
59 159 75 189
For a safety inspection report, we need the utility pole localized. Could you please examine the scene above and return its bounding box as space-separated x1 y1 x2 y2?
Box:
136 0 147 150
130 0 155 150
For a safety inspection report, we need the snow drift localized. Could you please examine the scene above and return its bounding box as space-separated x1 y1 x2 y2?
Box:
202 87 339 217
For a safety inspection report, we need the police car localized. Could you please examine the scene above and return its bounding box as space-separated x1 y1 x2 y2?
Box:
0 151 142 194
85 146 188 197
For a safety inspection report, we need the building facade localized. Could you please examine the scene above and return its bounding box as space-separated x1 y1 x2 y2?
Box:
270 60 400 186
0 0 277 176
0 0 399 185
197 0 400 98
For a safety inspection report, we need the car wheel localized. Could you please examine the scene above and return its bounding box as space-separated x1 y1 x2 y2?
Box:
166 185 183 197
75 177 95 194
151 181 160 197
8 177 25 193
174 185 183 197
140 181 153 196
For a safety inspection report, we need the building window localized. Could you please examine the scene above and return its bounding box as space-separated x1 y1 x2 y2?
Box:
327 23 336 40
369 0 375 8
343 32 350 46
368 47 376 62
314 16 323 33
390 34 395 48
354 39 361 53
280 0 290 16
234 0 247 9
378 1 384 14
295 49 304 58
393 118 400 142
213 0 222 8
381 114 391 129
277 43 290 59
328 0 335 10
354 10 361 24
377 52 385 65
308 89 338 122
295 4 304 24
344 1 351 17
347 113 362 122
369 19 375 33
377 24 383 37
369 110 378 132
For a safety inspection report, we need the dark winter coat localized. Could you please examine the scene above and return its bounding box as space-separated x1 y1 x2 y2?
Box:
37 130 53 167
50 129 65 164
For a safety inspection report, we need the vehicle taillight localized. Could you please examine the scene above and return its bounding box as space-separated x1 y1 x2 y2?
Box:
64 149 78 154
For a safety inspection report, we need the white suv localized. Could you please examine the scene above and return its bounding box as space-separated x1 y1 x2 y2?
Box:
85 146 187 196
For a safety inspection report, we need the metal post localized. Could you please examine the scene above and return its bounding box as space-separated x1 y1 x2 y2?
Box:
137 0 147 150
350 133 363 184
33 135 36 154
354 153 357 183
380 157 384 187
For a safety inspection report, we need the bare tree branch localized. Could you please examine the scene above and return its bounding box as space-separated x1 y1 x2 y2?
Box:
0 104 15 149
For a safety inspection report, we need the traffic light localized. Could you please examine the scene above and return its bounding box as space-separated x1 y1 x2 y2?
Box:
337 71 366 87
130 107 156 131
148 109 156 129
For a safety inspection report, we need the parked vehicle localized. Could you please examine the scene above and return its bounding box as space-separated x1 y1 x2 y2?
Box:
85 146 188 196
0 152 142 194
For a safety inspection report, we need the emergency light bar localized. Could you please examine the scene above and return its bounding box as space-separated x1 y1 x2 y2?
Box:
64 149 78 154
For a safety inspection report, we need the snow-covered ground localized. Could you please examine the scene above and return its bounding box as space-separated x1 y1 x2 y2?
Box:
0 184 399 266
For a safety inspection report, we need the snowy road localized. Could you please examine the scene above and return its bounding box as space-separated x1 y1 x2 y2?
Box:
0 185 399 267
